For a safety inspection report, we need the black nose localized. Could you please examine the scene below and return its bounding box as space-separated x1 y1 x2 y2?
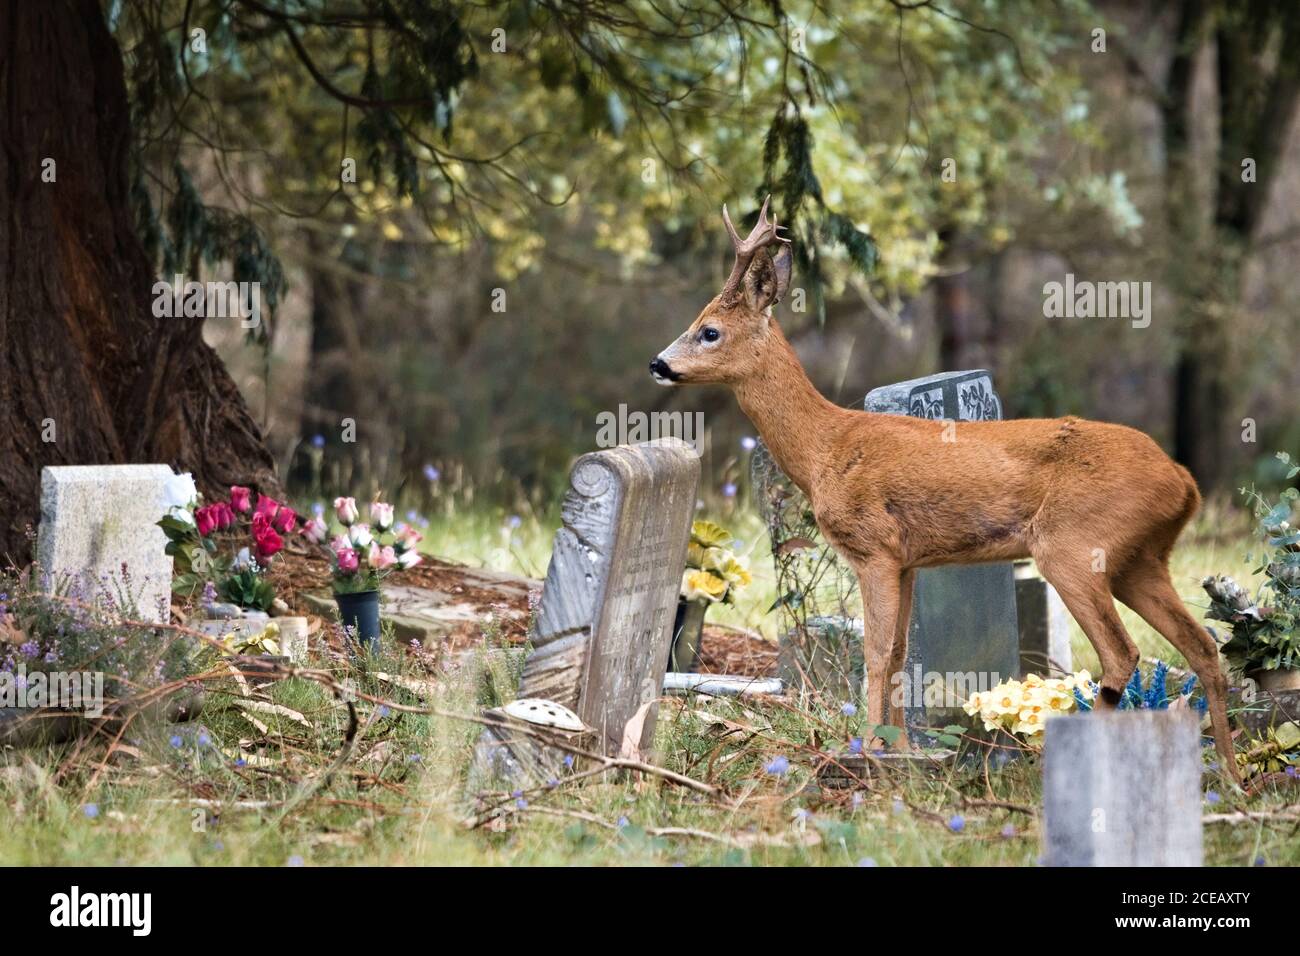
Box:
649 357 674 379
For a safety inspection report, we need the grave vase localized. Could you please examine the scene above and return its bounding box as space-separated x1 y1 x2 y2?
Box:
336 589 382 652
669 598 708 672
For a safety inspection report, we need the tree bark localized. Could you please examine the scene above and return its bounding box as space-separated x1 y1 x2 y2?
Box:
0 0 278 564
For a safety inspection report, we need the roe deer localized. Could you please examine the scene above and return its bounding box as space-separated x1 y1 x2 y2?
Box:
650 197 1238 781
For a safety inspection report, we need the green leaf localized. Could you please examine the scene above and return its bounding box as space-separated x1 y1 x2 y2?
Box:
872 724 902 746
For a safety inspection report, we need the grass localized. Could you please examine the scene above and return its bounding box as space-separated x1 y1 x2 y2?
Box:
0 496 1294 867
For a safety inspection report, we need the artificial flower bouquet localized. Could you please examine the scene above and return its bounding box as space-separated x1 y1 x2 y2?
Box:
1203 455 1300 678
159 483 295 612
963 671 1099 741
307 496 422 595
680 520 753 604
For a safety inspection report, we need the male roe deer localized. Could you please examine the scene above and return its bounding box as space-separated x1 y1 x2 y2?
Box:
650 197 1238 780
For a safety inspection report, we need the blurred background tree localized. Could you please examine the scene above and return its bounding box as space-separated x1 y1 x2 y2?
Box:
3 0 1298 560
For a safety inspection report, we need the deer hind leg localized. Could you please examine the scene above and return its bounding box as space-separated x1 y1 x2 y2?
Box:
1034 555 1139 707
850 559 903 746
1112 554 1240 785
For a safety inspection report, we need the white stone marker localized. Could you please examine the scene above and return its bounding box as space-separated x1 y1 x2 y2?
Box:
1042 709 1203 866
37 465 175 623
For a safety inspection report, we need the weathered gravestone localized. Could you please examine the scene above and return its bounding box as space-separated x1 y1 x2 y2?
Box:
1014 561 1073 677
1042 710 1203 866
864 371 1019 742
37 465 175 623
469 439 700 789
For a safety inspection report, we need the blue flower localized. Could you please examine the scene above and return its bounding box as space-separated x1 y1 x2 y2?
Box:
311 434 325 448
234 757 247 768
197 732 211 747
616 816 630 828
515 797 528 809
169 735 183 749
1000 823 1016 838
1286 766 1297 777
377 705 390 718
840 702 857 717
287 855 304 867
563 754 574 768
740 436 757 451
506 515 522 529
848 737 863 755
312 502 325 517
764 755 789 776
1205 791 1221 805
793 808 811 821
948 814 965 833
892 798 905 814
424 464 441 482
856 857 877 867
722 482 737 498
83 803 99 819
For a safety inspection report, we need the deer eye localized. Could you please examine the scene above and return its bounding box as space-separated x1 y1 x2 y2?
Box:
700 326 721 343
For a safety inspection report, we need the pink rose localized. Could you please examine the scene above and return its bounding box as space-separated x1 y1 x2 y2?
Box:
230 486 252 513
370 502 394 531
334 496 359 526
368 543 398 570
329 534 350 554
213 502 235 530
194 505 217 537
254 495 281 520
395 526 423 551
253 523 283 562
302 517 329 544
398 550 422 570
272 505 297 534
336 548 359 573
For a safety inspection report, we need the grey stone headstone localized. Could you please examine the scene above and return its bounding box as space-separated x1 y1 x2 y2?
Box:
1043 710 1203 866
469 440 699 791
1015 562 1073 677
864 371 1019 742
36 465 175 623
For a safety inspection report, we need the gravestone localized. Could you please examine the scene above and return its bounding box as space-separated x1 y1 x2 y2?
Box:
864 371 1019 742
37 465 175 623
1042 710 1203 866
1014 562 1073 677
469 439 700 789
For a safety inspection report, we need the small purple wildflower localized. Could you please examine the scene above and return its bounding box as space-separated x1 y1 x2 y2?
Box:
764 755 789 776
1205 791 1221 805
841 702 857 717
948 814 965 833
287 855 304 867
856 857 877 867
311 434 326 448
424 464 441 482
169 734 183 749
83 803 99 819
721 482 737 498
616 816 630 829
1000 823 1016 838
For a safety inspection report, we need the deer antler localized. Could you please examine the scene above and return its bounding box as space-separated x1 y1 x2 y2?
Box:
720 194 790 302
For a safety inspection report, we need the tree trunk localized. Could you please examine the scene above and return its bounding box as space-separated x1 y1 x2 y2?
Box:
0 1 278 564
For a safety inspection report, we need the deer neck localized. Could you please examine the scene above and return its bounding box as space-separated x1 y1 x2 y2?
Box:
732 323 839 494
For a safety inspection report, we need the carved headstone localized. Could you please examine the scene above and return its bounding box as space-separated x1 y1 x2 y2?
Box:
864 371 1019 742
469 440 700 790
1043 710 1203 866
36 465 175 623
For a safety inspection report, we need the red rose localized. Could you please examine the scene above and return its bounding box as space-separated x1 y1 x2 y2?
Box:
254 495 281 521
253 523 283 562
272 505 297 534
213 502 235 530
230 486 252 513
195 505 217 537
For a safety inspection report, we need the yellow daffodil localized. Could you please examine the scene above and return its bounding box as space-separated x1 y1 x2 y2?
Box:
690 520 732 549
681 569 728 603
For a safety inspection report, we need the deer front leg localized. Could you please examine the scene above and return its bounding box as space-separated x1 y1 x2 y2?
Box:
852 559 903 747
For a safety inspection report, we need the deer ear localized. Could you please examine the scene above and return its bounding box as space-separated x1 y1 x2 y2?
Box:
743 246 792 312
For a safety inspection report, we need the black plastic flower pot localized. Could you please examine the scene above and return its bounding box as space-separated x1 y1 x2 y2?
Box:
335 589 382 653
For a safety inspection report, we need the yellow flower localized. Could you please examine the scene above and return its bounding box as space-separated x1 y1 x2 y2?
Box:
716 553 752 590
690 520 732 549
681 569 727 603
1013 710 1045 737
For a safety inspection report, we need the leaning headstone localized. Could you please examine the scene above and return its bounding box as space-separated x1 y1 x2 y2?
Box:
864 372 1018 742
468 439 700 791
1014 561 1073 677
1042 710 1203 866
37 465 175 623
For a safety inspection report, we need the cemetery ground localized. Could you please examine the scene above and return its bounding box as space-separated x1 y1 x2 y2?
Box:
1 496 1297 867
